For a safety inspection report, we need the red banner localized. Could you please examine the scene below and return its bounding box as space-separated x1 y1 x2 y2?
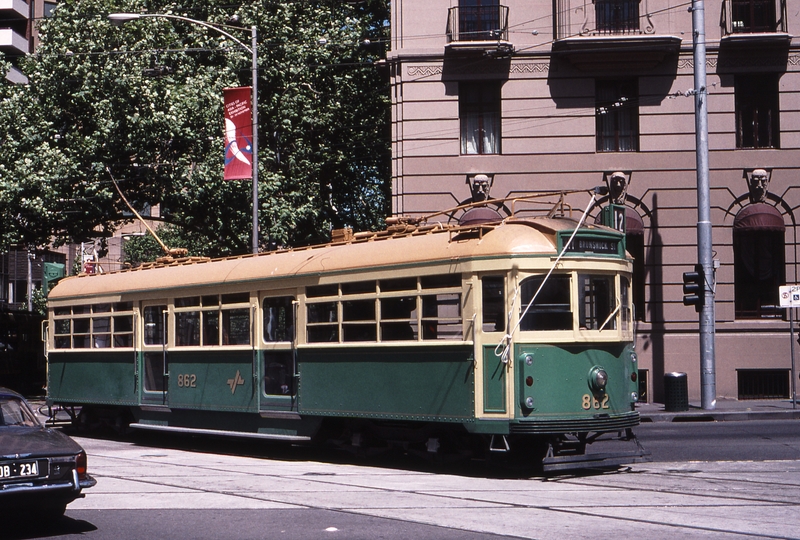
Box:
223 87 253 180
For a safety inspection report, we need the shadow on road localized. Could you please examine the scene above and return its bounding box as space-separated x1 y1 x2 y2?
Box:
64 424 633 481
0 514 97 540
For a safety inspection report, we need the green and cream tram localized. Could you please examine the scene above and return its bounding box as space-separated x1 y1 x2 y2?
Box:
45 201 647 470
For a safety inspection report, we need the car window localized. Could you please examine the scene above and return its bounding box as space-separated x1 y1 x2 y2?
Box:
0 397 40 427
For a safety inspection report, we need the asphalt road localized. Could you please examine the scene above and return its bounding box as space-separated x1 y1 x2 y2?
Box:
4 420 800 540
636 419 800 462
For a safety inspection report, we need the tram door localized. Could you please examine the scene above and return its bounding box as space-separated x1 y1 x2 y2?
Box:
259 294 297 412
479 275 509 416
140 303 169 406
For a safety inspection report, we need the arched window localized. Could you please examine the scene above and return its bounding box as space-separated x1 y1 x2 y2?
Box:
733 203 785 318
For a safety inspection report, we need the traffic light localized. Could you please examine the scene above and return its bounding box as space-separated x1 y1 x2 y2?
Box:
682 264 705 311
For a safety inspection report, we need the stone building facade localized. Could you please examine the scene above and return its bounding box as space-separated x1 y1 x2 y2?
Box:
387 0 799 402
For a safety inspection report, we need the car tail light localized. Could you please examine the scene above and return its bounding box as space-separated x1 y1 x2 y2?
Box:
76 451 88 479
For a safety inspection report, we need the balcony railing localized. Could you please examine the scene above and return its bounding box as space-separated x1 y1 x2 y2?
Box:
596 0 640 35
554 0 656 40
447 5 509 43
721 0 787 35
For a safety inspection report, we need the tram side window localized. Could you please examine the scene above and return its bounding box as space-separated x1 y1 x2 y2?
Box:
579 274 616 330
53 303 135 349
264 351 293 396
520 275 572 331
482 276 505 332
264 297 294 342
422 293 463 340
222 308 250 345
380 296 417 341
342 299 377 341
54 318 71 349
113 301 134 347
92 316 111 348
173 294 251 347
175 312 200 346
144 306 168 345
72 318 91 348
305 275 464 343
621 276 631 331
307 301 339 342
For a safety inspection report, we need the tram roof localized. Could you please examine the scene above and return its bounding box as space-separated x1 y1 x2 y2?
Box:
48 216 615 302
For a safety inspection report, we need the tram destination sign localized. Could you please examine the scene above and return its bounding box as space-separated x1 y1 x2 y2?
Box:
779 285 800 308
563 236 620 255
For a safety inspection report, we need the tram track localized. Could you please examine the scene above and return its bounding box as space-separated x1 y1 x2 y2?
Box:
77 439 800 539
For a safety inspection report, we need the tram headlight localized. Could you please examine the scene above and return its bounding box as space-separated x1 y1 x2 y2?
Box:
525 397 534 409
631 392 639 403
589 366 609 392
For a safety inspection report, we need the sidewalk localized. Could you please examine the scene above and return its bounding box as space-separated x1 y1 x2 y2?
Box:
637 398 800 422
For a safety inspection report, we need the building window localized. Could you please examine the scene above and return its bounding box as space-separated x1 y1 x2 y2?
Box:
458 0 501 41
736 75 780 149
733 204 785 319
731 0 777 33
460 82 501 155
596 79 639 152
44 2 58 17
595 0 640 34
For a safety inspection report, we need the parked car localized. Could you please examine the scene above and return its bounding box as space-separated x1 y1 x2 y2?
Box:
0 387 96 519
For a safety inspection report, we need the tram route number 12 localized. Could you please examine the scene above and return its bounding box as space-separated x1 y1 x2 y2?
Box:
582 394 609 410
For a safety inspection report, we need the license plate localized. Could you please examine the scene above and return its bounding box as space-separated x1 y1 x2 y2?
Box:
0 460 44 480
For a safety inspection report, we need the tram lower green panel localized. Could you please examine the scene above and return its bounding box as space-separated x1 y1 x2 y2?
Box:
297 345 475 422
514 343 636 419
166 350 256 412
48 351 137 406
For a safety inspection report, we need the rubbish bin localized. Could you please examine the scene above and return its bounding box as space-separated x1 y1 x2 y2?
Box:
664 372 688 412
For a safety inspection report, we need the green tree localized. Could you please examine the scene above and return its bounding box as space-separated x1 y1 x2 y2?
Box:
0 0 390 258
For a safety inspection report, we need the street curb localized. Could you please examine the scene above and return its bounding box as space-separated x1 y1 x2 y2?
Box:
640 409 800 423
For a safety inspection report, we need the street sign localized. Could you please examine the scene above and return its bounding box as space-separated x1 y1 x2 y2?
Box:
779 285 800 308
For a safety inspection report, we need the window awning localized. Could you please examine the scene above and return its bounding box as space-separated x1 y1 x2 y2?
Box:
625 208 644 235
734 203 785 232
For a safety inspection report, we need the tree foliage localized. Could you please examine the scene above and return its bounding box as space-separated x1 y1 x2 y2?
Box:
0 0 390 258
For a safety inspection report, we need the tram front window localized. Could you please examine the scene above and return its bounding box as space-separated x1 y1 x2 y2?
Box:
579 274 616 330
520 275 572 331
482 276 505 332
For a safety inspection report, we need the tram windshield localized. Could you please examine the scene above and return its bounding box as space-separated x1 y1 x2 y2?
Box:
519 273 621 332
519 275 572 331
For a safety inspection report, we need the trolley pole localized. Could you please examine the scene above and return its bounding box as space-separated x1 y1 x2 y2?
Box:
691 0 716 410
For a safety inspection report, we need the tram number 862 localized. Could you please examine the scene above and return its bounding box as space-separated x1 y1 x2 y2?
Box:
582 394 609 410
177 374 197 388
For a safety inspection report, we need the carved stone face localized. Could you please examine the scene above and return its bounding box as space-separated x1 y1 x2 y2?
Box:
748 169 769 203
608 172 628 205
470 175 492 202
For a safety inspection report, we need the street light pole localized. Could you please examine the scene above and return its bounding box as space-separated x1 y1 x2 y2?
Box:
250 25 259 255
108 13 260 254
690 0 716 410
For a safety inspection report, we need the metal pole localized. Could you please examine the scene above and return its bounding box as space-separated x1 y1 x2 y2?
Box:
791 309 797 409
691 0 716 410
251 25 259 255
